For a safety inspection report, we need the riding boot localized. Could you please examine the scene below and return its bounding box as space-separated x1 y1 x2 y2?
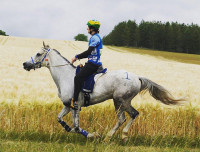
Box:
70 98 78 110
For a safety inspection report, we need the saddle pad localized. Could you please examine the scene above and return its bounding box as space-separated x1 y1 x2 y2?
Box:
76 65 107 93
82 68 107 93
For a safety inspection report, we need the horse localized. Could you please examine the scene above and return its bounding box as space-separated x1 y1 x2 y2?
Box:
23 42 184 141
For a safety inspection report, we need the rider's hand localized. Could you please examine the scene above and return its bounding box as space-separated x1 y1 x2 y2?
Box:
71 57 77 64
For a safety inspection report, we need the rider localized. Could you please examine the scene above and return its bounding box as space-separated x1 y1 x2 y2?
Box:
70 20 103 110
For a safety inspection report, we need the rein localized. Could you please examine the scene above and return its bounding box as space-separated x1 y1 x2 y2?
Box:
47 63 70 67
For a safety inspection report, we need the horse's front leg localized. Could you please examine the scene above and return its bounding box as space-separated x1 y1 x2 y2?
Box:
71 108 80 133
71 108 100 138
57 106 72 132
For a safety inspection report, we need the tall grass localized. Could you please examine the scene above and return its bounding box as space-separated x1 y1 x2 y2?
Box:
0 101 199 148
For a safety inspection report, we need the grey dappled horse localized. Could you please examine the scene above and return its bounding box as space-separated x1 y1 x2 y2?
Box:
23 42 183 141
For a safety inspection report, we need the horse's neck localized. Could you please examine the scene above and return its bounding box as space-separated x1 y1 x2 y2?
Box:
48 50 75 92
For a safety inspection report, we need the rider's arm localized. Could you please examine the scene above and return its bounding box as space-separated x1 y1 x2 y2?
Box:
75 46 95 59
75 35 100 59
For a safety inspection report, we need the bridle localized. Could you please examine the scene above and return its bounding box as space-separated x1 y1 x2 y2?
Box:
30 48 71 70
31 48 51 70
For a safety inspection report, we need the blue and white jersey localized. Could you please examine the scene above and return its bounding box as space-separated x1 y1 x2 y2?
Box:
88 34 103 65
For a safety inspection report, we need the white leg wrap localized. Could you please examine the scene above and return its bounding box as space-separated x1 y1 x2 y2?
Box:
122 118 134 139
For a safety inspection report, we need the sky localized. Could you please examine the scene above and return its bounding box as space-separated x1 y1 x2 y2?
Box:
0 0 200 40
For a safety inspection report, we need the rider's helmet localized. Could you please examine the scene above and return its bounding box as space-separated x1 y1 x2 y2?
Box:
87 20 101 30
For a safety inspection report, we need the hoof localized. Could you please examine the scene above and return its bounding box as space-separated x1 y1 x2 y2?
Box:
87 132 100 139
122 132 128 143
122 137 128 143
104 136 112 143
93 132 101 138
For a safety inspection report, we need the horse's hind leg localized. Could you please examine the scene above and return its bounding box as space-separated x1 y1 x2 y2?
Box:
104 100 126 141
122 104 139 142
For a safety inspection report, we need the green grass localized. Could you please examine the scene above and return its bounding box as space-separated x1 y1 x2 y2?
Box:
0 131 200 148
107 46 200 65
0 139 200 152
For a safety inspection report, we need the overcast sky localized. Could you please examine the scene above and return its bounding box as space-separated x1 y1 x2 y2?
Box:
0 0 199 40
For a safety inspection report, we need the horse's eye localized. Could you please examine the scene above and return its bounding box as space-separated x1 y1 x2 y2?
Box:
36 53 41 56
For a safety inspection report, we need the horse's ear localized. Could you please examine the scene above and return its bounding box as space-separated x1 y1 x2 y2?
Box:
43 41 46 47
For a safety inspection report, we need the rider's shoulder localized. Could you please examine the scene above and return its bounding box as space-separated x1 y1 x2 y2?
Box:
91 34 101 41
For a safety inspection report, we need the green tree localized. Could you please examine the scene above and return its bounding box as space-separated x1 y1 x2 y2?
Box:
127 20 139 47
183 24 200 54
103 20 200 54
171 22 182 52
139 21 154 49
163 22 173 51
0 30 7 36
104 21 128 46
74 34 88 41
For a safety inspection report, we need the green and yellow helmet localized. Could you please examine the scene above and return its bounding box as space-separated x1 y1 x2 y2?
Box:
87 20 101 29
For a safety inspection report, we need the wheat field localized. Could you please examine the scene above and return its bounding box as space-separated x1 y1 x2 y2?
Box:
0 35 200 151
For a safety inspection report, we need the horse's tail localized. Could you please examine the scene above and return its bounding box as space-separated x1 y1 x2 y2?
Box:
139 77 185 105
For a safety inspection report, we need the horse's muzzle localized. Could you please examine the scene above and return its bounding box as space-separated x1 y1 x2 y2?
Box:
23 62 34 71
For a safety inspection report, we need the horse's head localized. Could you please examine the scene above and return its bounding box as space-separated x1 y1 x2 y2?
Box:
23 42 51 71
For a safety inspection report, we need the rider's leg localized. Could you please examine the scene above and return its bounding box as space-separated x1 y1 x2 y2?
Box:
71 62 99 109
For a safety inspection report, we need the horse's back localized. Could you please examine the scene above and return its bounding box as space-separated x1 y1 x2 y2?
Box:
91 70 141 103
108 70 141 96
96 69 140 84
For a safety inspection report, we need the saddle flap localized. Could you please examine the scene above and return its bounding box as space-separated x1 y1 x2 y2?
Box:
76 64 107 93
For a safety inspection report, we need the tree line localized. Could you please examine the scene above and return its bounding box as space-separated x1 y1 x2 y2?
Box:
102 20 200 54
0 30 7 36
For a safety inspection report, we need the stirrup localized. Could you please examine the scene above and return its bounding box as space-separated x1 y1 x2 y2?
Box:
70 98 78 110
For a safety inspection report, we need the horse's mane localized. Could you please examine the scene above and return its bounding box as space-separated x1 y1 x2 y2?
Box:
53 49 76 68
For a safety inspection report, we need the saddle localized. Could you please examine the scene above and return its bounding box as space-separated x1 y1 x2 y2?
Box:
76 64 107 106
